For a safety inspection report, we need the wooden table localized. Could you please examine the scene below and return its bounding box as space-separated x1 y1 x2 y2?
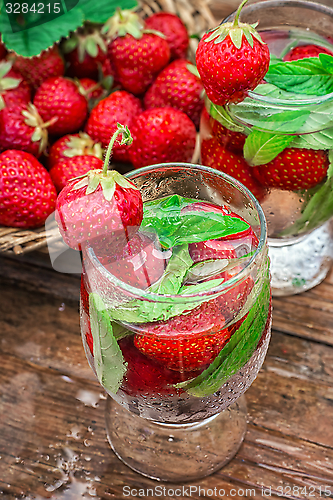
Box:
1 252 333 500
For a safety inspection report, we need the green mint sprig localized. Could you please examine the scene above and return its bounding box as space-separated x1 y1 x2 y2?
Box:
264 54 333 96
175 268 271 397
141 195 249 249
89 293 127 394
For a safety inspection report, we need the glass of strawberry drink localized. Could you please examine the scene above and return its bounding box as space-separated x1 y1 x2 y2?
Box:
199 0 333 295
79 161 271 481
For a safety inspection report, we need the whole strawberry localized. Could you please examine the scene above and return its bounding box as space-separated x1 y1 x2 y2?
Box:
144 12 189 60
11 46 65 91
49 155 104 193
55 123 143 250
62 30 107 80
128 107 197 169
0 102 52 157
103 8 170 95
144 59 204 128
252 148 329 191
196 0 270 106
0 61 31 110
0 150 57 228
33 76 88 136
48 132 103 169
85 90 142 161
201 136 267 201
283 44 333 61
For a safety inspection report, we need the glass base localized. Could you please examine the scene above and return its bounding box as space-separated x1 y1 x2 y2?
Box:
269 220 333 296
105 395 247 482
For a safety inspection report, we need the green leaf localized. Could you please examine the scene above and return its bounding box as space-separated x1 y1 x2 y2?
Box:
142 195 249 249
264 57 333 96
208 101 245 133
89 293 127 394
244 130 294 166
149 245 193 295
291 127 333 150
175 273 271 397
0 0 137 56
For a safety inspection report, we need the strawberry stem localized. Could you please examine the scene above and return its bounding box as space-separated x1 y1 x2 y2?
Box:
233 0 249 26
102 122 133 174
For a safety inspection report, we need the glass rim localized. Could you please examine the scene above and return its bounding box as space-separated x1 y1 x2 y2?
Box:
224 0 333 107
85 163 267 304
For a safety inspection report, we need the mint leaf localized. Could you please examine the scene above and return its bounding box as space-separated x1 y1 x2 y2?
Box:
0 0 137 56
244 130 294 166
149 244 193 295
176 274 271 397
291 128 333 150
109 277 225 325
208 101 246 133
142 203 249 249
89 293 127 394
319 53 333 73
264 57 333 96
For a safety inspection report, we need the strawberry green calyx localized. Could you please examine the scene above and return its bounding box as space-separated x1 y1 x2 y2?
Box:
22 103 57 154
71 123 136 201
0 61 21 110
63 30 107 62
102 8 144 40
63 132 104 160
204 0 265 49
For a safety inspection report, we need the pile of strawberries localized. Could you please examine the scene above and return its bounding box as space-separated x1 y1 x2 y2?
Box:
0 9 204 230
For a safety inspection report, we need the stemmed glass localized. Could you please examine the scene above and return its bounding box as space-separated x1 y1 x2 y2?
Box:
200 0 333 295
80 163 271 482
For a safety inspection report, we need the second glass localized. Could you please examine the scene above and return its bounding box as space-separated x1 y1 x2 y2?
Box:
200 0 333 296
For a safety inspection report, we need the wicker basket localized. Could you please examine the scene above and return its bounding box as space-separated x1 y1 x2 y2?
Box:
0 0 217 256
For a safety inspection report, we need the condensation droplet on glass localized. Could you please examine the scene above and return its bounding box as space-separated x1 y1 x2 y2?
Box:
59 303 66 311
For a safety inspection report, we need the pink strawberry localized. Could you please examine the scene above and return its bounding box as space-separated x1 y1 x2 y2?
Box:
196 0 270 106
201 136 267 201
62 31 107 80
85 90 143 162
128 107 197 169
47 132 103 169
0 150 57 228
11 46 65 91
144 12 189 60
49 155 104 193
283 44 333 61
0 61 31 110
252 148 329 191
93 231 167 289
103 9 170 95
55 124 143 250
33 76 88 136
144 59 204 128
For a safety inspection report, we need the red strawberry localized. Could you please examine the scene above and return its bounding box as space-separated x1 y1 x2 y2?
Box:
189 239 237 264
128 107 197 169
196 0 270 106
144 12 189 60
48 132 103 169
144 59 204 128
11 46 65 91
119 336 197 397
201 136 267 201
93 231 167 290
55 124 143 250
33 76 88 136
78 78 105 101
0 102 51 157
134 299 233 372
50 155 104 193
283 44 333 61
0 150 57 228
80 275 94 355
204 109 247 155
85 90 143 162
62 31 107 80
103 9 170 95
0 61 31 109
252 148 329 191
